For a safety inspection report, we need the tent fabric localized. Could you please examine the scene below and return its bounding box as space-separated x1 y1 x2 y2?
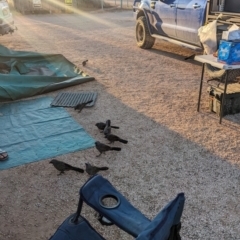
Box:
0 45 95 101
0 97 95 170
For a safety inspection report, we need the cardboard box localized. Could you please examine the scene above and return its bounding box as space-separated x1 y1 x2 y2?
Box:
218 40 240 65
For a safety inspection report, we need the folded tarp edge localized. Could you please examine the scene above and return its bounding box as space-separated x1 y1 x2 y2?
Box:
40 76 95 95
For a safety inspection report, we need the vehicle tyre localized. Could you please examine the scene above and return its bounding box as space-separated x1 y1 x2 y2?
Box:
136 16 155 49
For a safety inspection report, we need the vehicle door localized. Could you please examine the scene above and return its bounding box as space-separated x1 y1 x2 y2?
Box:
151 0 179 38
175 0 207 45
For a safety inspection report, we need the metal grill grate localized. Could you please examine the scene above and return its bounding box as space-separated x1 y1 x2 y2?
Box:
51 92 97 108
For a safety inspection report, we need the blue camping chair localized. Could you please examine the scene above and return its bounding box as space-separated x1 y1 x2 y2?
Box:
49 214 106 240
50 175 185 240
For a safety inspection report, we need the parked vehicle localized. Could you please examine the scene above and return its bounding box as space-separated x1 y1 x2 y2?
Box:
13 0 72 14
133 0 240 50
132 0 240 79
0 0 15 35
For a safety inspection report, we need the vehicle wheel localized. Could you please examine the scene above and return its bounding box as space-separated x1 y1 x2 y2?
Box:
136 16 155 49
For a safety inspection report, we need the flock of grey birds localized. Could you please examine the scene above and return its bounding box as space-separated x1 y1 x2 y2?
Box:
95 119 128 157
49 159 109 176
49 99 128 177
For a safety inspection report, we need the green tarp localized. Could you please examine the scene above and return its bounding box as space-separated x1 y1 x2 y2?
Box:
0 45 94 101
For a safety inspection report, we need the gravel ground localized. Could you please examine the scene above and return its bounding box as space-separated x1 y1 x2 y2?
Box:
0 8 239 240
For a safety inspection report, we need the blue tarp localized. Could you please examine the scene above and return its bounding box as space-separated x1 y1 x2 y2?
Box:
0 97 95 170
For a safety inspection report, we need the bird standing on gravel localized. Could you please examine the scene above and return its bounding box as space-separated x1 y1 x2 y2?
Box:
74 99 93 113
95 122 119 131
105 133 128 144
95 141 121 157
103 119 111 136
82 60 88 66
85 163 109 175
49 159 84 175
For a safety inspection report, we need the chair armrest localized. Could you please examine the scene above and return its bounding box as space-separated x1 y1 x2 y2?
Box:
80 174 151 237
136 193 185 240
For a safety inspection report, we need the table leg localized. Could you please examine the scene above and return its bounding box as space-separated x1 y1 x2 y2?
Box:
219 70 228 124
197 63 205 112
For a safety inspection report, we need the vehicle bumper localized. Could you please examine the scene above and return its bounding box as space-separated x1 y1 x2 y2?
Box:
133 11 137 20
132 0 140 16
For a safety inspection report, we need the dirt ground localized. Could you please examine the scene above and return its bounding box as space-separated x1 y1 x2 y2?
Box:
0 8 239 240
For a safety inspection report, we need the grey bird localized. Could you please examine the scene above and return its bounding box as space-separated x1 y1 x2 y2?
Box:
95 141 121 157
103 119 111 136
49 159 84 175
74 99 93 113
82 60 88 66
85 162 109 175
95 122 119 131
105 133 128 144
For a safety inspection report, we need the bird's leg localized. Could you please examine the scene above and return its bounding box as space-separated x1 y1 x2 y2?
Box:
96 152 102 157
58 171 64 176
